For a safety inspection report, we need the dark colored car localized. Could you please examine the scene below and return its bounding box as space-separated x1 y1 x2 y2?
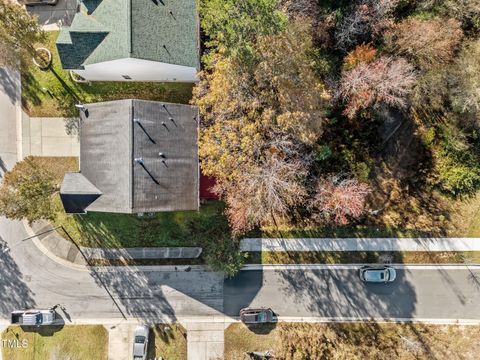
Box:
359 266 397 283
19 0 58 5
240 307 275 324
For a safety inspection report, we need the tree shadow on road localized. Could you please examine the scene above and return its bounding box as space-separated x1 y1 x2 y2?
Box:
88 265 225 322
275 266 416 319
0 235 36 317
0 67 19 105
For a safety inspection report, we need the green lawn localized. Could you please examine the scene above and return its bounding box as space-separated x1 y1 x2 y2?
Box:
148 324 187 360
1 325 108 360
22 31 194 117
53 198 229 248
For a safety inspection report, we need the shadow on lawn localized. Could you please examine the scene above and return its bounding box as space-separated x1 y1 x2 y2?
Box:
63 201 228 248
147 323 187 359
70 212 196 248
21 70 43 109
21 65 81 117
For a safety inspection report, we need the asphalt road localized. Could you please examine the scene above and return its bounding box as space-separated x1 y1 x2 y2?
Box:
224 267 480 320
0 216 225 321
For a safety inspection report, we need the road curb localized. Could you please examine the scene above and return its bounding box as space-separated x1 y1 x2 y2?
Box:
22 220 89 272
275 317 480 325
241 264 480 270
1 316 479 326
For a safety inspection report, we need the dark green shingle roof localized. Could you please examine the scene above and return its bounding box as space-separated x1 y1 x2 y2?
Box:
56 0 198 70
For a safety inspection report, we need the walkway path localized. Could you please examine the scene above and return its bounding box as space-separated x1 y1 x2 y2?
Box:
241 237 480 252
186 322 225 360
21 115 80 158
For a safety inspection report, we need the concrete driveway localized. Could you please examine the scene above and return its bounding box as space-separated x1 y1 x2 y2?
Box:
25 0 78 30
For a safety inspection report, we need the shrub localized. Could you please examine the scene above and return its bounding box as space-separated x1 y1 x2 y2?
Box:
434 150 480 195
343 43 377 70
411 69 449 116
311 175 371 225
185 214 245 277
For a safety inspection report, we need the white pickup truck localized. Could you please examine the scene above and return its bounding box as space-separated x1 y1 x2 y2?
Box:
11 309 55 326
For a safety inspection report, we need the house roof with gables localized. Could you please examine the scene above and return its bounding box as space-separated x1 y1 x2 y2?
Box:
60 99 199 214
56 0 198 70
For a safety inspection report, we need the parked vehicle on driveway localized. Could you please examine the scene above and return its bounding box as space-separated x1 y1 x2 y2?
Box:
359 266 397 283
240 307 275 324
18 0 58 5
11 309 55 326
132 325 149 360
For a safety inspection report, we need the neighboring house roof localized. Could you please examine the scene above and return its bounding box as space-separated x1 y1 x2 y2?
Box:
60 99 199 214
56 0 198 70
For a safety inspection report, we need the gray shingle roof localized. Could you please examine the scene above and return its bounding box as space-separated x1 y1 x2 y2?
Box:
56 0 198 70
60 173 102 213
63 99 199 213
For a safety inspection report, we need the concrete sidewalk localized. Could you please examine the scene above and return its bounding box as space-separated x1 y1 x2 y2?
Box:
241 237 480 252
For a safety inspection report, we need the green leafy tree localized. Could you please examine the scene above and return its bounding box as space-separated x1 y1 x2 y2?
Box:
0 157 58 223
200 0 287 65
0 0 45 67
433 150 480 195
185 211 246 277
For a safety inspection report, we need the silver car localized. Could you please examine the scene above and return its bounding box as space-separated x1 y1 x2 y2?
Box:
359 266 397 283
132 325 149 360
